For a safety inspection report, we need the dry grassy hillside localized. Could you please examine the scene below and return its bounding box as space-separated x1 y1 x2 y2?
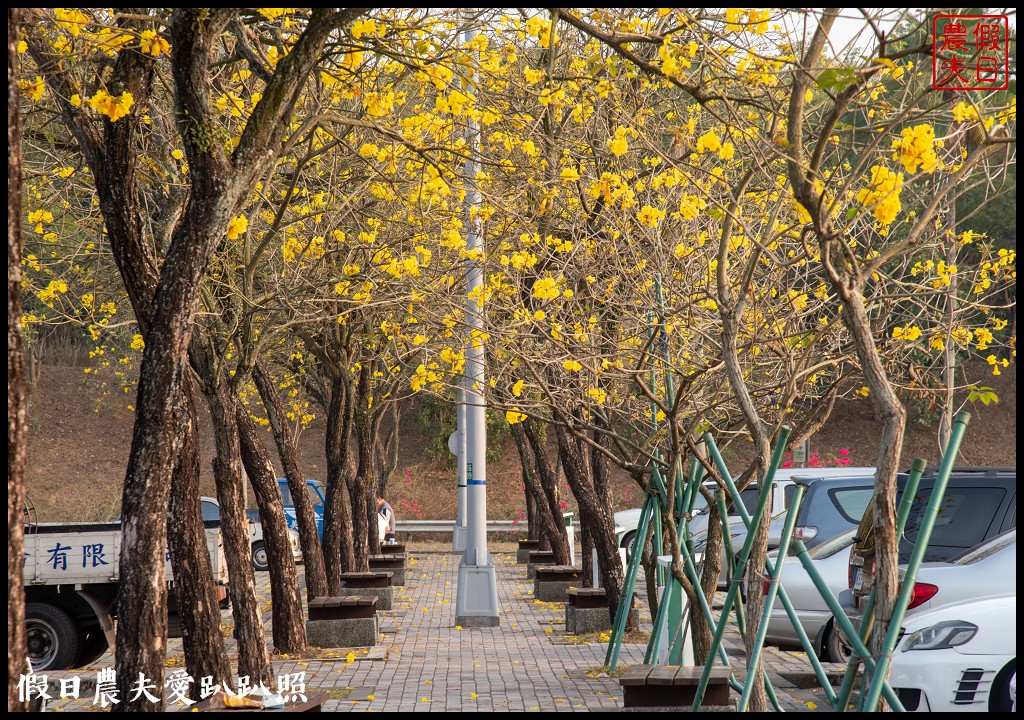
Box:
24 361 1016 523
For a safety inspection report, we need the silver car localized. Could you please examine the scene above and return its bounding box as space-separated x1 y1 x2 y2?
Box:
764 528 857 661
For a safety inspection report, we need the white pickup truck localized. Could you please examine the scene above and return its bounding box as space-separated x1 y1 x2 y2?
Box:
23 520 229 671
201 496 303 571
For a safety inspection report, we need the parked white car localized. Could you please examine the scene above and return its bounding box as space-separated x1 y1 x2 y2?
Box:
837 530 1017 662
889 593 1016 712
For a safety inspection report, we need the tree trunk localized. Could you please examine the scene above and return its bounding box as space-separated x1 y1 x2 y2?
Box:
204 382 272 685
8 9 28 709
522 421 571 563
252 362 328 601
350 364 374 570
167 387 232 694
511 422 570 562
555 424 628 629
27 10 358 707
237 406 305 654
580 519 595 588
323 376 356 592
836 284 906 697
694 500 723 665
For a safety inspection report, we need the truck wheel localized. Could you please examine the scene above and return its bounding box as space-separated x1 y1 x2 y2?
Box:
76 627 110 667
26 603 81 671
251 541 269 572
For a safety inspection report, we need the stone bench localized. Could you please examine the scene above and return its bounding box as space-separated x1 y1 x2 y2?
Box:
339 571 394 610
368 553 406 586
517 539 542 563
534 565 582 602
619 664 733 711
378 542 406 556
306 596 378 648
566 588 609 633
564 589 640 634
526 550 556 578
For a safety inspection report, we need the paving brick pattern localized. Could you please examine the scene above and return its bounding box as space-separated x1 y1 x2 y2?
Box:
43 551 846 712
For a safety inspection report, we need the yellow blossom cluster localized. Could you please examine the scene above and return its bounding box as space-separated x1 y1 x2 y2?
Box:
856 165 903 224
892 124 938 174
37 279 68 306
532 277 561 301
891 324 922 342
20 76 45 102
85 89 134 122
140 30 170 57
226 215 248 240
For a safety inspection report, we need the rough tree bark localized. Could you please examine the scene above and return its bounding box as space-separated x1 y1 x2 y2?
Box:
24 19 231 692
237 406 306 654
167 388 233 692
29 8 360 706
510 422 571 562
350 363 376 569
555 424 629 628
8 8 29 711
522 421 572 563
252 362 329 600
324 375 357 592
204 379 273 684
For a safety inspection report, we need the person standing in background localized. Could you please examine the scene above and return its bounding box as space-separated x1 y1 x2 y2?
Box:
376 497 395 542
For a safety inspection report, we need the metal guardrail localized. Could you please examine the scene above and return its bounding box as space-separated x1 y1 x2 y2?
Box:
394 520 527 533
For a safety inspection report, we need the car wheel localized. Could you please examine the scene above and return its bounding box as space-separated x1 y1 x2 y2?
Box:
824 619 852 663
26 603 81 671
251 541 269 572
621 531 637 562
989 659 1016 712
623 530 655 563
76 627 110 667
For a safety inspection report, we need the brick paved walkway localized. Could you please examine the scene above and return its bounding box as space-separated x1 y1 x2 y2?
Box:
43 550 846 711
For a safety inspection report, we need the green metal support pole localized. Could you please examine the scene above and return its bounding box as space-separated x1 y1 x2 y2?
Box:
792 539 905 711
644 575 672 663
862 412 971 711
739 485 811 710
833 458 926 711
653 505 665 588
715 489 738 593
606 487 656 670
689 427 791 711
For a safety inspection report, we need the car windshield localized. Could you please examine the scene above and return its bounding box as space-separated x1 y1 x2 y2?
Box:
809 528 857 559
952 529 1016 564
307 483 324 509
200 500 220 522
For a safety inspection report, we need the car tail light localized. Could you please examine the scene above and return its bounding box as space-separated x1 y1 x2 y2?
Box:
905 582 938 610
762 574 771 596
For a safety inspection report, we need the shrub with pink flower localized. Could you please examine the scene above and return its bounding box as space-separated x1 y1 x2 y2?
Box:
781 447 852 469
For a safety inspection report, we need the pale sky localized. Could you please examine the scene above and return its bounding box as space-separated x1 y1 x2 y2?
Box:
785 8 1016 58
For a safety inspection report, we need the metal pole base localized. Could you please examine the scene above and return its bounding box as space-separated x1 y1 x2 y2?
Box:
451 524 468 553
455 560 499 627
